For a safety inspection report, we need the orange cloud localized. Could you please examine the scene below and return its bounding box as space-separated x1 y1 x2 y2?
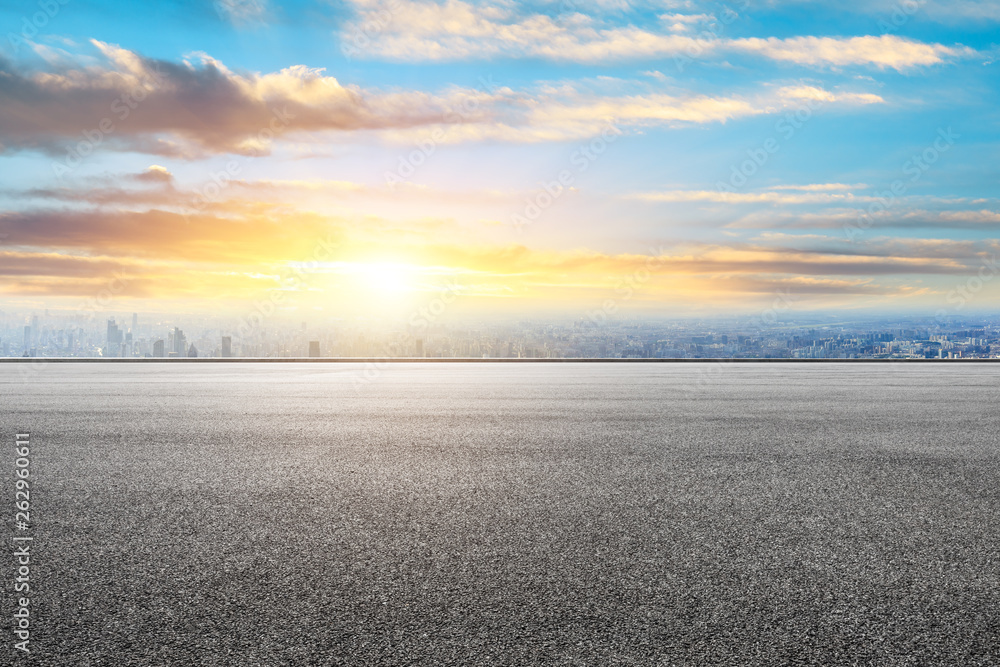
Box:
1 173 989 314
0 41 490 158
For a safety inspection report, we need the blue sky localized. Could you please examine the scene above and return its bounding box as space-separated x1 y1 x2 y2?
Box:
1 0 998 317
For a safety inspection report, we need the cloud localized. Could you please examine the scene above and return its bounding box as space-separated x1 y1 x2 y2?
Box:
631 187 995 219
728 35 973 70
767 183 868 192
0 251 133 279
0 207 342 264
0 171 987 311
339 0 974 69
0 43 890 159
131 165 174 183
769 0 1000 25
381 83 883 144
0 41 490 158
938 209 1000 224
629 189 874 205
725 207 1000 231
660 12 715 33
214 0 269 26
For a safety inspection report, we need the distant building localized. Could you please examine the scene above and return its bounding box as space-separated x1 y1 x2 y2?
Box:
153 340 165 357
415 339 424 357
308 341 320 358
187 344 198 358
170 327 187 357
106 319 123 357
221 336 232 358
23 325 30 353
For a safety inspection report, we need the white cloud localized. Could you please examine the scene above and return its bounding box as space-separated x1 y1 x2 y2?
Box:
379 83 884 145
215 0 269 26
630 190 874 205
768 183 869 191
340 0 975 70
730 35 973 70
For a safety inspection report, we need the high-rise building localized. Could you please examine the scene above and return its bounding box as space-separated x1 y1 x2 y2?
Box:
187 344 198 358
221 336 232 358
106 319 123 356
153 340 165 357
131 312 138 334
171 327 187 356
415 339 424 357
23 325 30 352
308 341 320 358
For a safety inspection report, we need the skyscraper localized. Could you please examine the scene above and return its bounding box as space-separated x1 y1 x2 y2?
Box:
308 341 320 358
106 319 123 356
221 336 232 358
171 327 187 356
153 340 165 357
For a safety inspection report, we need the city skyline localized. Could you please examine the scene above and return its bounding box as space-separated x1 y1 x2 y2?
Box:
1 1 999 319
4 306 999 360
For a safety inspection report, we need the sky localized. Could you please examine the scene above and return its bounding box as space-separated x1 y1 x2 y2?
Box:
1 0 999 321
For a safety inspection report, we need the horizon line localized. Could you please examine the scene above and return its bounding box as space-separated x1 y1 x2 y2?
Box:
1 358 998 364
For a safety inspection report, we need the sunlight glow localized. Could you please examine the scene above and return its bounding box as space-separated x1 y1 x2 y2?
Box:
349 262 419 294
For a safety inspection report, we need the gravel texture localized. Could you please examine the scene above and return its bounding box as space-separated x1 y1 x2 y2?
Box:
2 362 999 666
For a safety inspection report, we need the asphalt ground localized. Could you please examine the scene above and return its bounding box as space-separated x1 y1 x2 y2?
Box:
2 362 999 665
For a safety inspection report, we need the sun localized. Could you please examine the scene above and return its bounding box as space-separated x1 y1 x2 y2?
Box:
344 261 419 295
